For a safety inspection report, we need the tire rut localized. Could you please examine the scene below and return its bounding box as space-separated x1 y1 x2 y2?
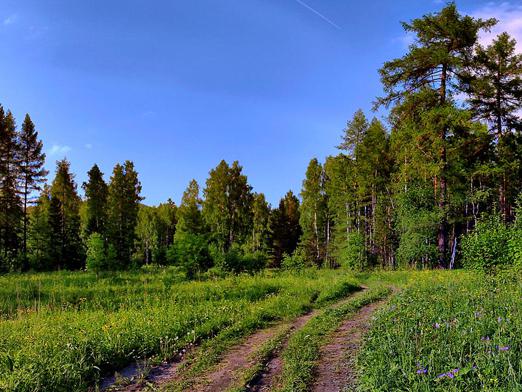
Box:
311 297 388 392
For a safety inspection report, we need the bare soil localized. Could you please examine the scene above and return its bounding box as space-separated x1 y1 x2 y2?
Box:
311 298 388 392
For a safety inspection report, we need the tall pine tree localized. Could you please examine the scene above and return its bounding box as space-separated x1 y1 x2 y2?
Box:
377 3 495 266
82 164 108 237
0 109 22 270
49 159 83 269
106 161 142 267
18 114 47 262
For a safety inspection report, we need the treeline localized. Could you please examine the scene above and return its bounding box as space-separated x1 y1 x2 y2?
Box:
296 4 522 268
1 3 521 273
298 4 522 269
0 112 302 273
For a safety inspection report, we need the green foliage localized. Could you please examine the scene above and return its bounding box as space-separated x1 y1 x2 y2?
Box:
82 164 108 237
271 191 301 266
0 109 23 271
461 214 513 270
299 158 328 265
18 114 47 263
203 160 253 253
166 233 212 278
106 161 142 267
86 233 116 272
49 159 84 269
281 249 307 270
395 185 440 268
337 231 367 270
358 271 522 391
213 245 266 274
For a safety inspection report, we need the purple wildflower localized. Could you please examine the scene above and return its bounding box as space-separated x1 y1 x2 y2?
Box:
481 336 491 341
499 346 510 351
434 322 441 329
437 368 459 379
416 368 428 374
498 317 503 323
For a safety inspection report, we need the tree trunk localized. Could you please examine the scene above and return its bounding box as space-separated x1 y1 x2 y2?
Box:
437 63 448 268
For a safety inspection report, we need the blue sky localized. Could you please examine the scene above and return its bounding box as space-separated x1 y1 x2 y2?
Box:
1 0 521 206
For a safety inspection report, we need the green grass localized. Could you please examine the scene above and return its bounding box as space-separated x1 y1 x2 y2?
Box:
358 270 522 391
0 268 360 391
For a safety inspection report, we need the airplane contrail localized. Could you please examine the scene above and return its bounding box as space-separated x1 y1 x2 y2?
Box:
294 0 341 30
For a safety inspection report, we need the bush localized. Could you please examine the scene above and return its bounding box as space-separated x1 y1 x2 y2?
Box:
337 231 368 270
166 233 212 278
281 249 307 270
212 245 267 274
461 214 513 270
86 233 117 272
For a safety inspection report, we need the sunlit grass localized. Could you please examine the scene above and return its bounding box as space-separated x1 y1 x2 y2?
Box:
0 268 360 391
358 270 522 391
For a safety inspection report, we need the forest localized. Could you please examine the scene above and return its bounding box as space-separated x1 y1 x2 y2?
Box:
1 5 520 275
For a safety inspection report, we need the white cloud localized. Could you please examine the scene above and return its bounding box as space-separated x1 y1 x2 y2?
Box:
471 2 522 52
85 143 93 150
3 14 17 26
394 32 416 49
49 144 71 156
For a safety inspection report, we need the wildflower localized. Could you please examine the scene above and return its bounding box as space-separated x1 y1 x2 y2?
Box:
497 317 503 323
416 368 428 374
437 368 459 379
481 336 490 341
434 322 441 329
499 346 510 351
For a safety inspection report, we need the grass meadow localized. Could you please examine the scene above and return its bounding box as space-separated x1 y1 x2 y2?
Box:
1 268 520 391
358 270 522 391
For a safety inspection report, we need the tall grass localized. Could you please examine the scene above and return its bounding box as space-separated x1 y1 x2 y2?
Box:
358 270 522 391
0 268 360 391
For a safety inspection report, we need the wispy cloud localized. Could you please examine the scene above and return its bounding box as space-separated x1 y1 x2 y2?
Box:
3 14 17 26
471 2 522 52
294 0 341 30
394 31 416 49
49 144 71 156
84 143 93 150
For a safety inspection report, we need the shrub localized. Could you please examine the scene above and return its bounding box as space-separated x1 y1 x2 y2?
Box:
461 214 512 270
281 249 307 270
86 233 116 272
336 231 368 270
166 233 212 278
214 246 267 274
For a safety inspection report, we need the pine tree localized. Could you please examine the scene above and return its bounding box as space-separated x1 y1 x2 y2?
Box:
463 32 522 220
0 109 22 270
49 159 83 269
82 164 108 236
338 109 369 156
377 3 495 266
106 161 142 267
18 114 47 263
175 180 205 238
299 158 328 265
271 191 301 265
